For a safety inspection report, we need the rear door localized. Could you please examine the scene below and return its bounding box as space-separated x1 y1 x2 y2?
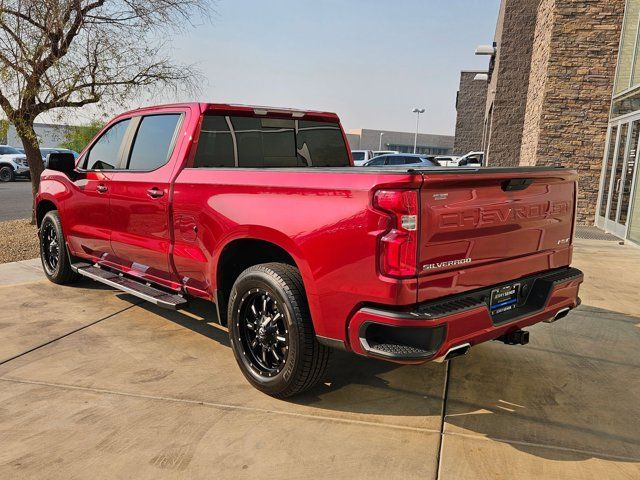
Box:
416 169 577 302
65 118 131 260
108 112 184 287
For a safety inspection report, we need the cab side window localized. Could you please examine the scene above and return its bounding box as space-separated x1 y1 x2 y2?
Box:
127 114 181 171
83 119 131 170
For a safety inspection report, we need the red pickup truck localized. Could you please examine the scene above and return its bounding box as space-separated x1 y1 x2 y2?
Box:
36 103 583 397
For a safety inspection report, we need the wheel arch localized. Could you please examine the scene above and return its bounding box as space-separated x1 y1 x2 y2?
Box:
35 199 58 228
213 233 314 326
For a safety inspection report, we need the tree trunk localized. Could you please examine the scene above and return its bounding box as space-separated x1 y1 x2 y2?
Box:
16 121 44 224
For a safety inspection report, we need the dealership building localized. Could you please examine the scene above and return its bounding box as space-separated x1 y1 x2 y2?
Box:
453 0 640 245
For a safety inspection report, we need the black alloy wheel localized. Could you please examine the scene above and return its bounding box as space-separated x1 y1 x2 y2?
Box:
228 263 330 398
39 210 78 284
41 221 60 274
237 289 289 377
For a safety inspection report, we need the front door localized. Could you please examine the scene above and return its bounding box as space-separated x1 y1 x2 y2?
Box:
108 112 184 288
596 119 640 238
65 118 132 261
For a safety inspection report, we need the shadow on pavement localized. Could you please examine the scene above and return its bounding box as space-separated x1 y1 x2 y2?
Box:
112 293 640 463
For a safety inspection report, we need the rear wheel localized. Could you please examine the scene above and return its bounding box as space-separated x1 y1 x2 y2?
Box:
0 166 14 182
40 210 78 284
228 263 330 398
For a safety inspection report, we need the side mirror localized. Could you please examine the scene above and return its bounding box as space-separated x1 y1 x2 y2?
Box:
458 159 469 166
47 152 76 174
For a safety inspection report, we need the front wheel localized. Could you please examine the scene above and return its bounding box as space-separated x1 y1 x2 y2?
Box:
0 166 14 182
228 263 330 398
40 210 79 285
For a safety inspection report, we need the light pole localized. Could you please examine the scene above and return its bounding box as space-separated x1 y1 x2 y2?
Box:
412 107 425 154
379 132 384 151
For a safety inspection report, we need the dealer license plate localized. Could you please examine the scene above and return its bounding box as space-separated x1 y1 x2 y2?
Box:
489 283 521 315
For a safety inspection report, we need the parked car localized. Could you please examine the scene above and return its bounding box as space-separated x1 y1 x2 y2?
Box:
373 150 399 157
435 155 460 167
364 153 440 167
351 149 375 166
36 102 583 398
0 145 29 182
457 151 485 166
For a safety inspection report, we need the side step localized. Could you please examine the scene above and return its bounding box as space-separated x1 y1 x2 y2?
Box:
71 263 187 310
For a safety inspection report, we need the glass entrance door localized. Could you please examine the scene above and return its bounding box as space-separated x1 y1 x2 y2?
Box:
596 119 640 238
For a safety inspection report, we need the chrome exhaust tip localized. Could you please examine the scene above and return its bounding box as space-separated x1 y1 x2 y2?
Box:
544 307 571 324
434 343 471 363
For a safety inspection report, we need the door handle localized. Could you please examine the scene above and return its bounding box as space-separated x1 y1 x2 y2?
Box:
147 187 164 199
96 184 108 193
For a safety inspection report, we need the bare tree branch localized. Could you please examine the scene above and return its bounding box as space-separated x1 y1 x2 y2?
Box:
0 0 211 219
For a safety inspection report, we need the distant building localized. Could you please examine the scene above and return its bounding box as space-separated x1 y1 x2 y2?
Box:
3 122 71 148
347 128 454 155
453 71 488 155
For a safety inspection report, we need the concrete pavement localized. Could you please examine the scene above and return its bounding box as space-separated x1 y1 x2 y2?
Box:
0 241 639 479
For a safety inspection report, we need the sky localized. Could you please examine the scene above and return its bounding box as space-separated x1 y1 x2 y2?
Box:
159 0 500 136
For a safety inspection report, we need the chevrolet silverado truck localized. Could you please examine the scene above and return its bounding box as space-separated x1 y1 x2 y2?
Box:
36 103 583 397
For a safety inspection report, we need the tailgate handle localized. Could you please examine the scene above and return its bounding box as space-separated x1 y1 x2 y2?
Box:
502 178 533 191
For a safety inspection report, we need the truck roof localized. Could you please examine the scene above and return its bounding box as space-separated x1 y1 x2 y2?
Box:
116 102 340 122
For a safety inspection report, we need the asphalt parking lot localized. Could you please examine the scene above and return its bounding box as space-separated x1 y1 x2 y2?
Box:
0 180 33 221
0 239 638 479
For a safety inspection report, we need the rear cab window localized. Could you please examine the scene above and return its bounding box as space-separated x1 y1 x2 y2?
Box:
192 115 350 168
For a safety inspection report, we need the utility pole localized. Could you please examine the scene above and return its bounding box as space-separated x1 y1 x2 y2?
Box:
412 108 425 154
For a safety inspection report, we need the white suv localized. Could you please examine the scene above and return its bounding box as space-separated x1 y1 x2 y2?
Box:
0 145 29 182
351 150 375 166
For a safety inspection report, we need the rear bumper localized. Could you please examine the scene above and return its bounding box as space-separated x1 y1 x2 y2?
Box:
347 267 583 363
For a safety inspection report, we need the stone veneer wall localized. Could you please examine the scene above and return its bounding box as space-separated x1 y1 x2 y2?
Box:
519 0 625 224
453 71 488 155
520 0 555 166
484 0 540 167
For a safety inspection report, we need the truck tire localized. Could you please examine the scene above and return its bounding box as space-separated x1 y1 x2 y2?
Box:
228 262 330 398
0 165 14 182
40 210 79 285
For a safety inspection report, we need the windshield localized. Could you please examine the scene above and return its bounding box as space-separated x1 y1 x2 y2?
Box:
0 146 21 155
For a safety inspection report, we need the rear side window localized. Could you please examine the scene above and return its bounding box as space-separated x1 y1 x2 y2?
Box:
192 115 349 168
127 114 181 171
352 151 365 161
84 119 131 170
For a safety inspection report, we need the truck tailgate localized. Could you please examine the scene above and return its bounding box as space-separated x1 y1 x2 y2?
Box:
416 168 577 302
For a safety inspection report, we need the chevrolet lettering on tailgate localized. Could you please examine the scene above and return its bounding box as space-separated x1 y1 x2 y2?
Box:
438 201 571 229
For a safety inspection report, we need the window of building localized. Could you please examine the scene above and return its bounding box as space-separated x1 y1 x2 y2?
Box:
614 0 640 95
127 114 181 171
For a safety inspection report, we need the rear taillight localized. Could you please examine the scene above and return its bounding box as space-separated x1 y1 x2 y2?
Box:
374 189 419 278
